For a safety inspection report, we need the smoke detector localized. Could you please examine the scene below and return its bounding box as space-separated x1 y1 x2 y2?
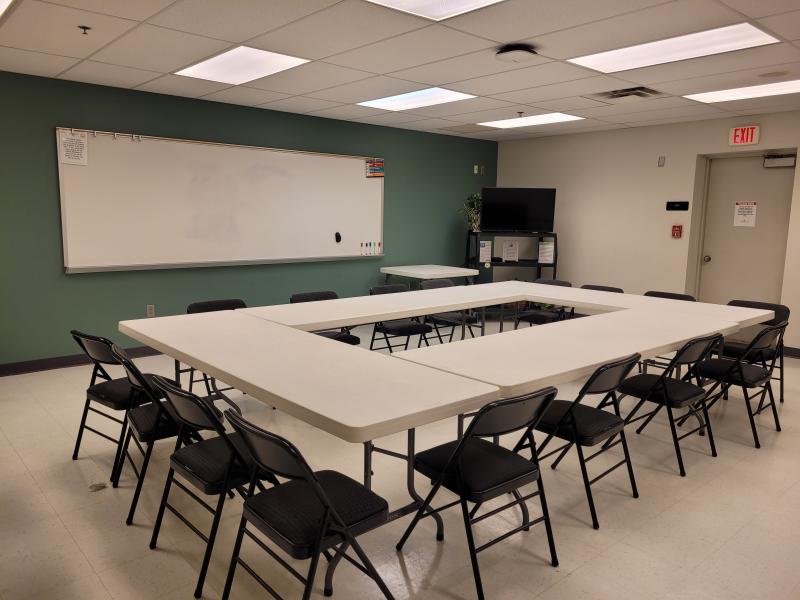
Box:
495 43 538 63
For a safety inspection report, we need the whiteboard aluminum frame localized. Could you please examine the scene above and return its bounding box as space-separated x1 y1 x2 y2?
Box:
56 127 385 274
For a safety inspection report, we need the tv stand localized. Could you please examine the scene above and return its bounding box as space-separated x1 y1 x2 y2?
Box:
465 230 558 284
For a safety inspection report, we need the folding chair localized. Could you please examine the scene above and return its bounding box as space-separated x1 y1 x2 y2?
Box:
515 279 574 328
534 354 641 529
290 291 360 345
396 387 559 600
420 279 481 342
640 291 696 373
149 375 276 598
696 323 786 449
222 410 394 600
617 333 721 476
368 284 432 353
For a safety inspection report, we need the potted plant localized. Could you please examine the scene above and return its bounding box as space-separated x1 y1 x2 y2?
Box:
462 193 482 232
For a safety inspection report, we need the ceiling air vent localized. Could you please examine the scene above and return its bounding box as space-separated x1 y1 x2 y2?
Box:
591 86 664 103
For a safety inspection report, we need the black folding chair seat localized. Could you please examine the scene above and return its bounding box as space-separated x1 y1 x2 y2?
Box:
375 320 431 336
619 374 707 407
127 401 179 444
516 308 564 325
697 359 770 387
426 311 479 327
721 341 776 361
170 432 257 495
87 375 161 410
317 330 361 345
415 438 539 503
243 470 388 560
536 401 624 445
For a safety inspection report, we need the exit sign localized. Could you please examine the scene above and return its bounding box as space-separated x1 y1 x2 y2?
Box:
729 125 760 146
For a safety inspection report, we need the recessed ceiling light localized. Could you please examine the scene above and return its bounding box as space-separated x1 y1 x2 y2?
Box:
568 23 778 73
479 113 584 129
364 0 505 21
358 87 475 111
176 46 308 85
684 79 800 103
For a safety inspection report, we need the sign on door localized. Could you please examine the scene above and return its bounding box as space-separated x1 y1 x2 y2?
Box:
734 201 757 227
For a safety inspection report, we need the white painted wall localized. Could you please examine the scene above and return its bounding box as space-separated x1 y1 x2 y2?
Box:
497 110 800 345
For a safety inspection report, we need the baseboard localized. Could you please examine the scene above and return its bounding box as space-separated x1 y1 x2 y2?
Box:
784 346 800 359
0 346 161 377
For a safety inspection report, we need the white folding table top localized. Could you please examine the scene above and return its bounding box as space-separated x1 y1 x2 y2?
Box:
243 280 773 331
379 264 479 279
119 311 499 443
395 309 743 398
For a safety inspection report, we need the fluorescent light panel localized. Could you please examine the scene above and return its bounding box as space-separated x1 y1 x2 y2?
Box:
685 79 800 103
359 87 475 111
364 0 505 21
176 46 308 85
568 23 778 73
479 113 584 129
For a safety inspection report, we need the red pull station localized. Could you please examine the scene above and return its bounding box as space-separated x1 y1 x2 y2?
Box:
672 224 683 239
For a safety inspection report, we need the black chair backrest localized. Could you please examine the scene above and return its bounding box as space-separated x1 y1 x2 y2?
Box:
535 278 572 287
672 332 723 366
466 387 557 439
370 283 409 295
582 353 641 395
644 291 696 302
290 291 338 304
187 299 247 314
152 375 224 433
581 284 624 293
225 409 312 480
746 322 787 355
420 279 455 290
728 300 790 327
111 345 159 401
71 330 118 365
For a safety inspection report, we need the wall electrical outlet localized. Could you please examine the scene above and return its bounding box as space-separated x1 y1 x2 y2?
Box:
146 304 155 318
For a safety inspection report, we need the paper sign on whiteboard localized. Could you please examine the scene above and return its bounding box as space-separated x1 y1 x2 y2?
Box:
479 240 492 263
538 240 555 264
734 201 756 227
59 130 88 165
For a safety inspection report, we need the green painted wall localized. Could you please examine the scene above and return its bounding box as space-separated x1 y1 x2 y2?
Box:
0 71 497 365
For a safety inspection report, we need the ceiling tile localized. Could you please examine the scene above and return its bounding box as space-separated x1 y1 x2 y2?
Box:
530 0 741 60
618 43 800 84
0 1 137 58
404 96 514 117
248 0 428 60
531 96 611 111
135 74 230 97
445 105 548 124
570 95 696 118
710 92 800 112
324 25 493 74
259 96 343 113
448 61 594 96
201 86 289 106
58 60 160 87
719 0 800 18
604 104 732 123
246 62 372 95
395 118 464 130
149 0 339 43
444 0 670 43
308 104 386 120
759 10 800 41
624 111 732 126
390 49 551 86
438 123 496 134
44 0 176 21
307 76 426 103
491 75 636 104
654 61 800 95
0 46 79 77
732 102 800 115
353 112 426 125
91 24 230 73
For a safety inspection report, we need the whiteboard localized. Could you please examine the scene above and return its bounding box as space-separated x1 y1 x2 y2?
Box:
56 128 384 273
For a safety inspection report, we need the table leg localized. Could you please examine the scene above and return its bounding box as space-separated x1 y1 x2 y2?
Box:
499 303 505 333
481 306 486 336
461 311 466 340
363 441 373 489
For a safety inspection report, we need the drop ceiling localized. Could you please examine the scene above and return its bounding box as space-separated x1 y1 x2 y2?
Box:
1 0 799 141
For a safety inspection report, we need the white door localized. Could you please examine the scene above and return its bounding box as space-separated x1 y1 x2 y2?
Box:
698 155 794 305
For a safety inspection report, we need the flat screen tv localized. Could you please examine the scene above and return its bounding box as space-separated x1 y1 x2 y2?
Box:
480 187 555 232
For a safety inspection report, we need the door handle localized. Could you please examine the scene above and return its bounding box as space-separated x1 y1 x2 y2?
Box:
703 255 712 263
